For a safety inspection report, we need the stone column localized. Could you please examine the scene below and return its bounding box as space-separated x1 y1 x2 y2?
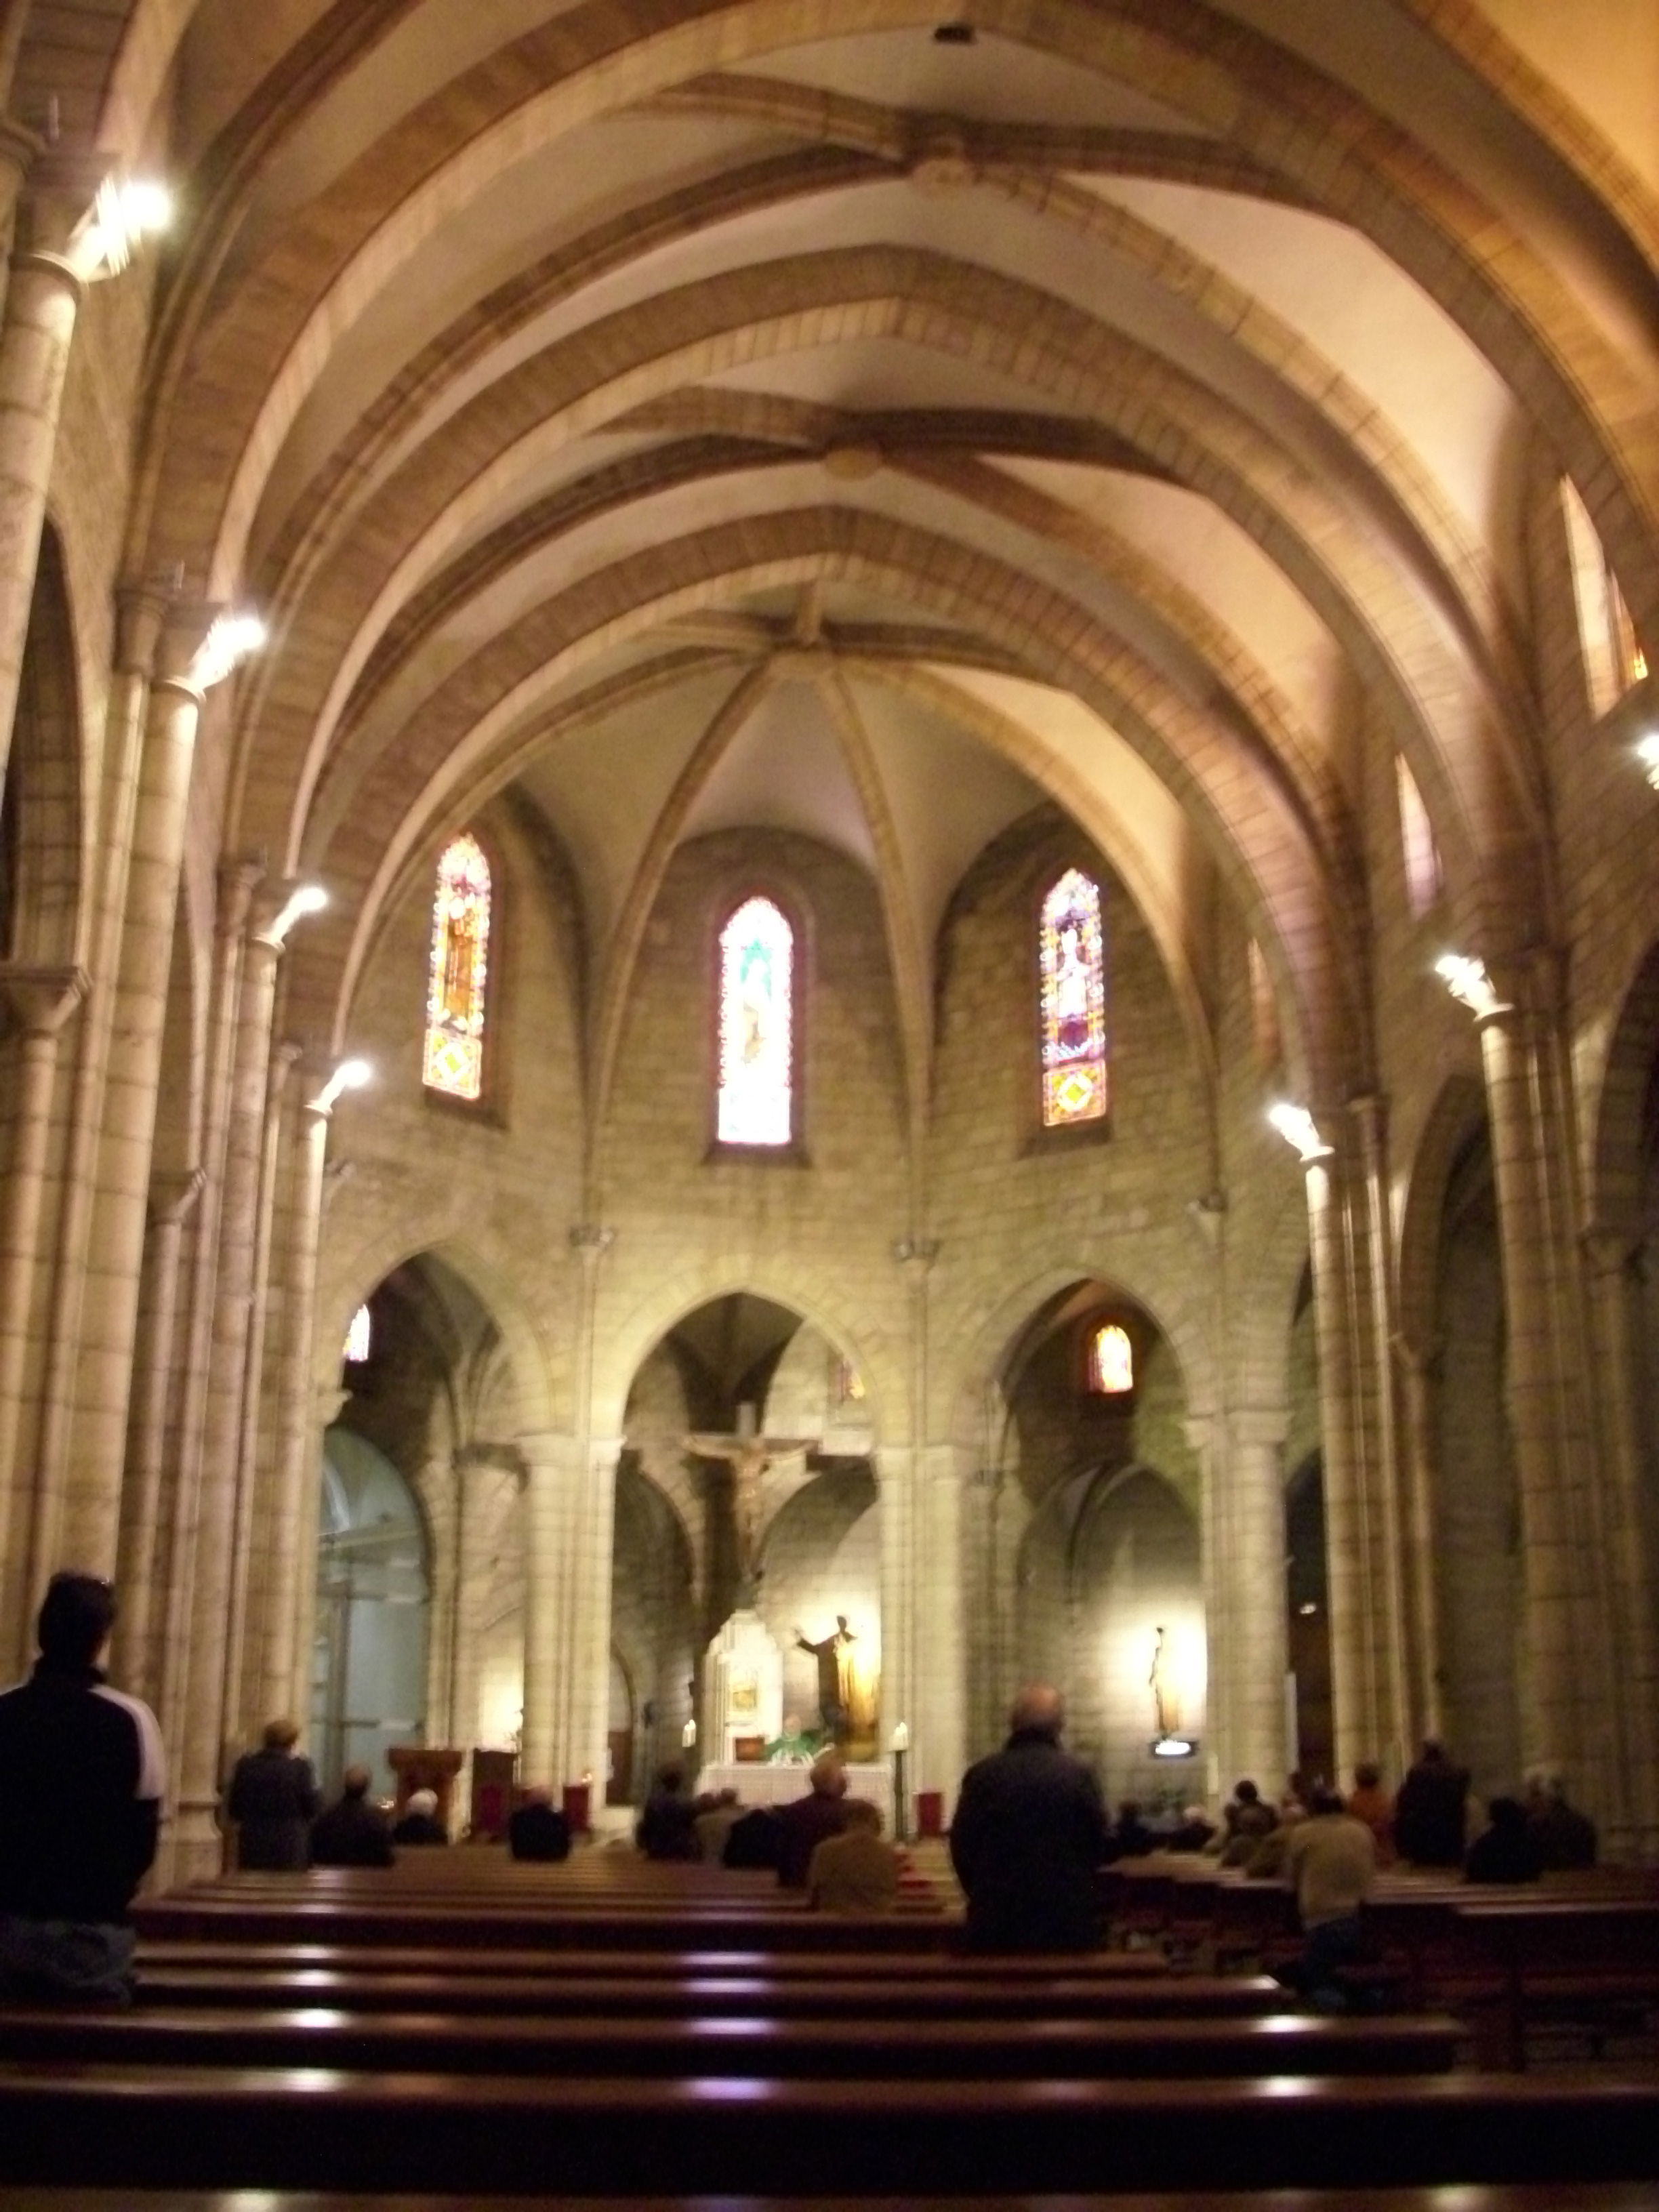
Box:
1298 1121 1405 1781
1578 1225 1659 1857
0 147 96 784
112 1165 205 1697
879 1238 935 1778
1393 1336 1446 1750
59 609 241 1578
0 963 85 1634
197 901 287 1746
1216 1408 1291 1788
249 1080 332 1732
914 1442 967 1809
447 1452 497 1764
1469 961 1605 1790
519 1429 577 1787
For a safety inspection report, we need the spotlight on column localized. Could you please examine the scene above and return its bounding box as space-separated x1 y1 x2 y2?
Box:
315 1056 373 1113
76 174 174 279
1636 731 1659 792
1434 952 1509 1019
189 611 267 692
270 882 328 944
1267 1101 1327 1160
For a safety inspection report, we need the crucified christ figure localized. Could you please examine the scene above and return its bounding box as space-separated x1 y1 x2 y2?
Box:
682 1402 818 1601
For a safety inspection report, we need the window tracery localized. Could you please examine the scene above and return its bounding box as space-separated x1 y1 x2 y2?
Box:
1040 867 1107 1128
717 895 793 1146
424 832 492 1102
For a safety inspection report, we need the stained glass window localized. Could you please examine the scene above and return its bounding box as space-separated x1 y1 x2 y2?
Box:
424 832 491 1101
1089 1323 1134 1395
1040 867 1107 1128
718 896 793 1145
344 1305 371 1366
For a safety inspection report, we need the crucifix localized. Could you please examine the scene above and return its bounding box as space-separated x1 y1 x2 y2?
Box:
682 1401 818 1605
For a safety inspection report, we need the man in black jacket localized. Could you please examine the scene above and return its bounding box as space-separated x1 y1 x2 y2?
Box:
949 1682 1109 1950
309 1767 394 1866
0 1571 166 2003
226 1717 319 1870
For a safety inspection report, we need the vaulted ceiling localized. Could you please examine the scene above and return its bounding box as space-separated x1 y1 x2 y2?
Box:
22 1 1659 1121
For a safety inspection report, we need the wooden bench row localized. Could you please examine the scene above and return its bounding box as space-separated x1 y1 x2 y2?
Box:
7 2194 1659 2212
1 2065 1656 2194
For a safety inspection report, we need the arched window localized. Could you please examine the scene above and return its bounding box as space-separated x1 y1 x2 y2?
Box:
1040 867 1107 1128
717 895 793 1146
1088 1323 1134 1395
424 832 492 1101
343 1305 372 1366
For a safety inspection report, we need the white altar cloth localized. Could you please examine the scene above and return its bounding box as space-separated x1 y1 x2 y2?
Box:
697 1759 892 1825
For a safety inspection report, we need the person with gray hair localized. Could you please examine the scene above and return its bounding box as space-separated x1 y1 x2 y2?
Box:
949 1683 1110 1951
391 1787 448 1846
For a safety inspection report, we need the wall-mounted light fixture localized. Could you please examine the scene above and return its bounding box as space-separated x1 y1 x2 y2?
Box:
188 611 266 693
313 1057 372 1113
1434 952 1511 1020
268 882 328 945
1267 1101 1328 1161
73 174 173 281
1635 731 1659 792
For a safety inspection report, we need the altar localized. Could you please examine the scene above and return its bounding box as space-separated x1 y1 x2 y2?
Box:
698 1759 893 1826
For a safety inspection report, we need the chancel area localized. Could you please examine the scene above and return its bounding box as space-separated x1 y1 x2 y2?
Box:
2 2 1659 2164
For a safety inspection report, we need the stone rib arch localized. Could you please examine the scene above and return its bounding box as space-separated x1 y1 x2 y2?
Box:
1395 1072 1491 1366
315 1230 558 1438
590 1267 895 1452
237 247 1542 922
941 1263 1211 1474
112 0 1659 661
306 513 1358 1104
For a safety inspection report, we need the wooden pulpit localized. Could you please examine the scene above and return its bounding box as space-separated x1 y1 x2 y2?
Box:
388 1746 466 1835
470 1748 517 1840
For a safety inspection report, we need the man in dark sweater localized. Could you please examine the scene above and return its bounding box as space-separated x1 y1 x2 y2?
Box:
308 1766 394 1867
949 1683 1109 1950
0 1571 166 2003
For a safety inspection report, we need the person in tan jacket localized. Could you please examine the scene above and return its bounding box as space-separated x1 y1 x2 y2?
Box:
806 1798 900 1914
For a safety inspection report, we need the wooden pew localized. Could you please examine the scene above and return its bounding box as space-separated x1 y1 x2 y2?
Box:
133 1961 1290 2020
6 2189 1659 2212
0 2004 1462 2078
0 2064 1654 2194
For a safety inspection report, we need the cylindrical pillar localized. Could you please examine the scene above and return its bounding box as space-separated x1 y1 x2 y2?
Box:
1579 1226 1659 1859
112 1166 205 1696
57 611 222 1575
197 921 285 1746
0 159 89 785
0 964 85 1634
915 1443 966 1807
1220 1408 1291 1788
520 1431 576 1787
255 1094 330 1723
1472 974 1601 1784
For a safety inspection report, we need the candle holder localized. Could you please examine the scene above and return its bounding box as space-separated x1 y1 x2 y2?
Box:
889 1721 910 1843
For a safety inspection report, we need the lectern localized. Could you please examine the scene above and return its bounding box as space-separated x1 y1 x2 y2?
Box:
388 1746 465 1834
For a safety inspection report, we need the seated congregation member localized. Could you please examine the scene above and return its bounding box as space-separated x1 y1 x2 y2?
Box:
721 1804 781 1870
508 1784 571 1862
390 1787 448 1846
1347 1761 1395 1864
775 1751 850 1888
1284 1786 1376 2011
808 1798 900 1915
1393 1738 1470 1867
950 1682 1110 1952
1465 1795 1543 1883
636 1763 697 1860
0 1571 165 2005
693 1787 744 1863
1219 1777 1277 1865
226 1716 319 1870
1244 1801 1303 1879
1525 1770 1598 1870
1105 1799 1155 1860
1165 1803 1216 1852
308 1765 394 1867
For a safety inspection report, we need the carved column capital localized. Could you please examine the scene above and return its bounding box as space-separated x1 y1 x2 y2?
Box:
0 961 87 1037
